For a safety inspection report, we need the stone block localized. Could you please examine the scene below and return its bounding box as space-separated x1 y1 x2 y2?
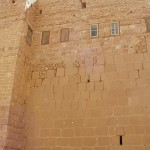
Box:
51 77 59 85
90 73 100 82
93 66 104 73
98 137 111 146
116 127 125 136
81 91 89 100
49 129 60 137
86 66 93 74
79 67 86 75
143 61 150 70
75 128 82 136
105 64 116 72
59 76 68 85
57 68 65 76
124 135 142 145
90 91 101 100
69 138 83 147
40 129 49 137
82 128 94 136
81 75 89 82
95 81 104 90
62 129 74 137
47 70 55 78
84 137 97 146
101 72 118 81
57 138 68 146
78 83 87 91
54 92 63 101
137 78 150 87
135 61 143 70
118 71 129 79
110 80 122 89
54 85 63 93
32 71 39 79
64 92 74 101
69 75 80 84
94 127 108 136
87 82 95 91
35 79 42 87
65 67 78 76
42 78 51 86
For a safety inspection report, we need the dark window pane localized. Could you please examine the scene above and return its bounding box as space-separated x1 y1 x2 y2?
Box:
91 31 97 37
90 24 98 38
91 25 97 30
41 31 50 45
61 28 69 42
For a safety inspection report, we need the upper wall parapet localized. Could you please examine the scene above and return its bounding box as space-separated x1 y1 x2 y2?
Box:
0 0 26 20
30 0 150 29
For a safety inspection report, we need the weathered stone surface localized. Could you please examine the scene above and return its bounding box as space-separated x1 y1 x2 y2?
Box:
1 0 150 150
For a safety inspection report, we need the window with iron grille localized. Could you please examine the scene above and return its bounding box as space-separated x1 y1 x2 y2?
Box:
26 26 33 46
90 24 98 38
111 21 119 36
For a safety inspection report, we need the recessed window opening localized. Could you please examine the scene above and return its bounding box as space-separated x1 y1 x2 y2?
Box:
90 24 98 38
145 18 150 32
41 31 50 45
82 2 86 8
60 28 69 42
12 0 15 3
111 21 119 35
119 136 123 145
40 9 42 14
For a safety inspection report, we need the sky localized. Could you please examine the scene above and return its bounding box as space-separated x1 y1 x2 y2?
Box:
25 0 37 9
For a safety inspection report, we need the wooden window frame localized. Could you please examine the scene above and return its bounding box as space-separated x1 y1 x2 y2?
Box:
110 21 120 36
90 24 99 38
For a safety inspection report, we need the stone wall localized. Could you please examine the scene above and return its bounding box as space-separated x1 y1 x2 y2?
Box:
1 0 150 150
0 0 36 149
0 0 26 149
24 0 150 150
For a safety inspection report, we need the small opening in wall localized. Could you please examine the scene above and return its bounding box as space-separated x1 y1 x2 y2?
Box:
120 136 123 145
82 2 86 8
12 0 15 3
40 9 42 14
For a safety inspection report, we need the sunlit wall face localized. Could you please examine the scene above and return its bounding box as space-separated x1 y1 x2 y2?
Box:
25 0 37 9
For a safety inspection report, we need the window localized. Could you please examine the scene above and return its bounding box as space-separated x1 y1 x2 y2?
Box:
90 24 98 38
111 21 119 35
60 28 69 42
145 18 150 32
41 31 50 45
26 26 33 46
